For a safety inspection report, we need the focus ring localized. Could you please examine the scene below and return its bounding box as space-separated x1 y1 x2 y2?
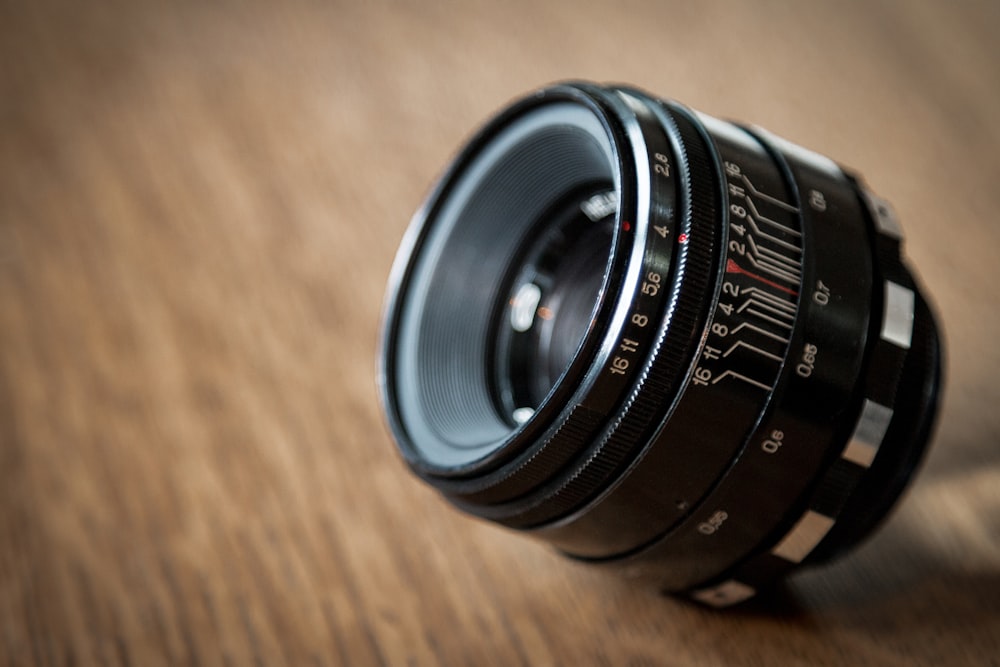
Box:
686 188 939 607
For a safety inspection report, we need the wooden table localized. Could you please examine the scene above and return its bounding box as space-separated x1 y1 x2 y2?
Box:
2 1 998 664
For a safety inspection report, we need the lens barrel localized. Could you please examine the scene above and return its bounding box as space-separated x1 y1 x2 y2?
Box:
379 82 942 607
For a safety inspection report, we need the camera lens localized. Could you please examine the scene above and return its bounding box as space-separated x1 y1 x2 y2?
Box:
379 82 943 607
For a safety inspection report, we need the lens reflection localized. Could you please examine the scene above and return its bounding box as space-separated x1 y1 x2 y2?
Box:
493 188 615 422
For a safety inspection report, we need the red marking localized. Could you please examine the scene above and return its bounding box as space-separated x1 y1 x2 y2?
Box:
678 233 689 244
726 259 799 297
622 221 631 232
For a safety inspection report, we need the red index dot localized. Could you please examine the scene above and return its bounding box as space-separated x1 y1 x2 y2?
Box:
678 233 689 244
622 221 632 232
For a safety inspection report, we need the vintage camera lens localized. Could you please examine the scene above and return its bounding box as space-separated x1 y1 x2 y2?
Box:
378 82 942 607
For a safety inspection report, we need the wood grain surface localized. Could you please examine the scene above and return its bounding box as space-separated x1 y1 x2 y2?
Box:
2 1 998 665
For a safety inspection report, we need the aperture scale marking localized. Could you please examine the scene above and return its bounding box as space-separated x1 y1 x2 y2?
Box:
692 160 803 394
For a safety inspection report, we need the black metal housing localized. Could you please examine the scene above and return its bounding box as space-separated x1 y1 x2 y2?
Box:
378 82 943 606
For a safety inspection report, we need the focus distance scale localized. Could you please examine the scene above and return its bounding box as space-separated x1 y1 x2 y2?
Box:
379 82 942 607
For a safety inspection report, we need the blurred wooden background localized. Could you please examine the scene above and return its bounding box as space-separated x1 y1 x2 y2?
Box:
1 0 998 664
